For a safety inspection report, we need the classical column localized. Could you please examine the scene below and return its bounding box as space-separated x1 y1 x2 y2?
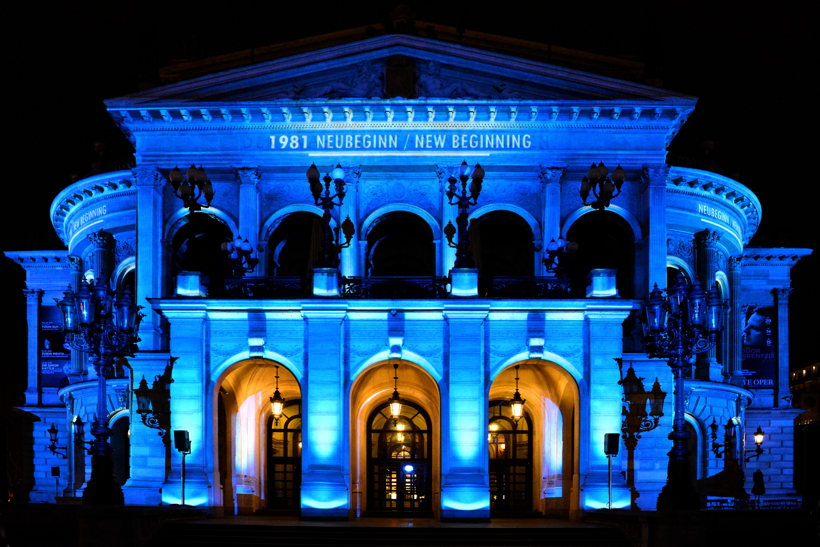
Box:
233 167 262 275
694 230 722 381
24 288 43 405
772 288 793 406
87 230 112 284
642 165 669 293
441 305 490 520
66 256 87 382
539 166 565 273
301 305 349 518
338 165 360 278
728 256 744 385
132 167 166 349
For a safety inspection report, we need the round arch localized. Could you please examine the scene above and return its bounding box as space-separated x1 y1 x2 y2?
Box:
468 204 542 243
360 204 442 241
561 205 644 242
163 206 238 246
262 204 327 243
488 359 581 518
211 357 302 515
349 359 441 517
666 256 694 283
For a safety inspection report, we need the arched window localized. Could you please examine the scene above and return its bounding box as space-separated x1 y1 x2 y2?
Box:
171 212 233 287
267 400 302 510
488 400 533 512
267 213 322 278
567 211 635 298
470 212 533 276
367 400 432 512
366 213 434 276
110 416 130 486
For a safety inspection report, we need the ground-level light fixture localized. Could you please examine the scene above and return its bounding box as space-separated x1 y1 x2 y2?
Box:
270 365 285 425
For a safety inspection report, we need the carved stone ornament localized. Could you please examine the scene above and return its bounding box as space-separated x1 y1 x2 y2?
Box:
772 287 793 302
415 61 489 99
233 167 261 186
537 166 566 190
728 255 743 272
667 235 694 262
310 60 386 99
385 55 416 98
114 237 136 263
131 166 165 189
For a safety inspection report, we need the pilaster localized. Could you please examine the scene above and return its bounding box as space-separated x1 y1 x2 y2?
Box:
441 305 490 520
772 288 793 406
694 229 722 381
539 166 565 272
338 164 361 278
301 305 349 518
233 167 262 276
582 308 632 510
24 288 43 405
133 166 166 349
67 256 87 381
642 165 669 293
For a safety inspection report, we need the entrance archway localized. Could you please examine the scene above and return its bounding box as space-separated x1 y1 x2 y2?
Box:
367 401 431 512
350 360 440 517
215 358 301 515
488 401 533 512
489 360 580 518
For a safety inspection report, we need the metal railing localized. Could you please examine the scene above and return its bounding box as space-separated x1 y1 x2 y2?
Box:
480 276 572 298
212 277 308 298
342 276 450 299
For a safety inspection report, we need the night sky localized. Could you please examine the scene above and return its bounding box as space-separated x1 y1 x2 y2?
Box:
4 1 817 364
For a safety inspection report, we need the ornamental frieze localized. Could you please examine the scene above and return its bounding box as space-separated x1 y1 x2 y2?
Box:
667 234 694 262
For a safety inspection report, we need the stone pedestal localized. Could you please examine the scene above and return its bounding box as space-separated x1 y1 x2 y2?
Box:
449 268 479 297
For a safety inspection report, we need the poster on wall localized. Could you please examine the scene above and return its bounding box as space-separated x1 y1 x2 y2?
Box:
740 303 777 389
39 306 70 388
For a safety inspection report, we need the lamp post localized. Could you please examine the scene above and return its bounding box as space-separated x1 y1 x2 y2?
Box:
222 236 259 276
167 165 214 214
47 423 68 458
270 364 285 426
306 163 354 269
744 426 765 462
510 364 525 424
134 359 175 445
54 279 143 505
641 273 724 510
580 162 626 211
388 362 404 424
443 161 485 268
542 237 578 277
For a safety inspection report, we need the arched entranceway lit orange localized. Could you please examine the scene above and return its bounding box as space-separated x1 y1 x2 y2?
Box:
349 360 440 518
489 360 580 518
214 358 301 515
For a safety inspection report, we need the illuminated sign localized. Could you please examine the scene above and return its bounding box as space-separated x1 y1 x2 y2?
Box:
39 306 70 388
270 132 533 151
67 205 107 238
697 203 741 233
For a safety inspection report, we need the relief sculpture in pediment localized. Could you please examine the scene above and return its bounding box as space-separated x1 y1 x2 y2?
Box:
415 61 490 99
310 60 386 99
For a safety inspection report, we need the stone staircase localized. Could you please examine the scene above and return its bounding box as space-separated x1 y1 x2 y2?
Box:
151 521 631 547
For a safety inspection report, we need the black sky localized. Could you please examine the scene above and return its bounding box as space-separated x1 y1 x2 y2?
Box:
4 1 818 362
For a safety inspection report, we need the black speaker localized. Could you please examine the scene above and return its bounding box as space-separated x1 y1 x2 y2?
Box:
174 430 190 452
604 433 620 456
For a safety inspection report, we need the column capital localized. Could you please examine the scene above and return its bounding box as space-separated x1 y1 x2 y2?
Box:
68 255 83 272
87 229 112 250
695 229 722 249
728 254 743 272
232 166 261 186
537 165 566 189
772 287 794 302
641 164 670 189
131 166 165 189
23 288 43 303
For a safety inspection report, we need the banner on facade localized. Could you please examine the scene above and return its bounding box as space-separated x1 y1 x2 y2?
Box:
740 303 777 389
39 306 70 388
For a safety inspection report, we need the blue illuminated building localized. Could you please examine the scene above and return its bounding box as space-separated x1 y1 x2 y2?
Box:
6 31 811 519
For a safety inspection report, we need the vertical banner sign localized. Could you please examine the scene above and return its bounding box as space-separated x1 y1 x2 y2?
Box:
40 306 70 387
740 303 777 388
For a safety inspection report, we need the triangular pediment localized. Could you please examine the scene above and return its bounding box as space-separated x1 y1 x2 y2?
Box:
107 35 694 107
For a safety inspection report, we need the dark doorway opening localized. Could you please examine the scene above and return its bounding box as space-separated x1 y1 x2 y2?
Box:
489 400 533 513
267 400 301 512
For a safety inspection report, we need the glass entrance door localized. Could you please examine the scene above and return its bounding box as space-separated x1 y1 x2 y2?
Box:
488 400 532 512
368 401 431 512
267 400 301 510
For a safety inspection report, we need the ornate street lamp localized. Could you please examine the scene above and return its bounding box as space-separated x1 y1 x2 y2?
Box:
222 236 259 276
306 163 354 269
388 362 404 424
167 165 215 214
641 273 724 510
73 416 92 453
745 426 765 462
444 161 485 268
542 237 578 277
580 162 626 211
47 423 67 459
134 360 175 444
54 278 143 505
510 365 525 424
270 365 285 426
